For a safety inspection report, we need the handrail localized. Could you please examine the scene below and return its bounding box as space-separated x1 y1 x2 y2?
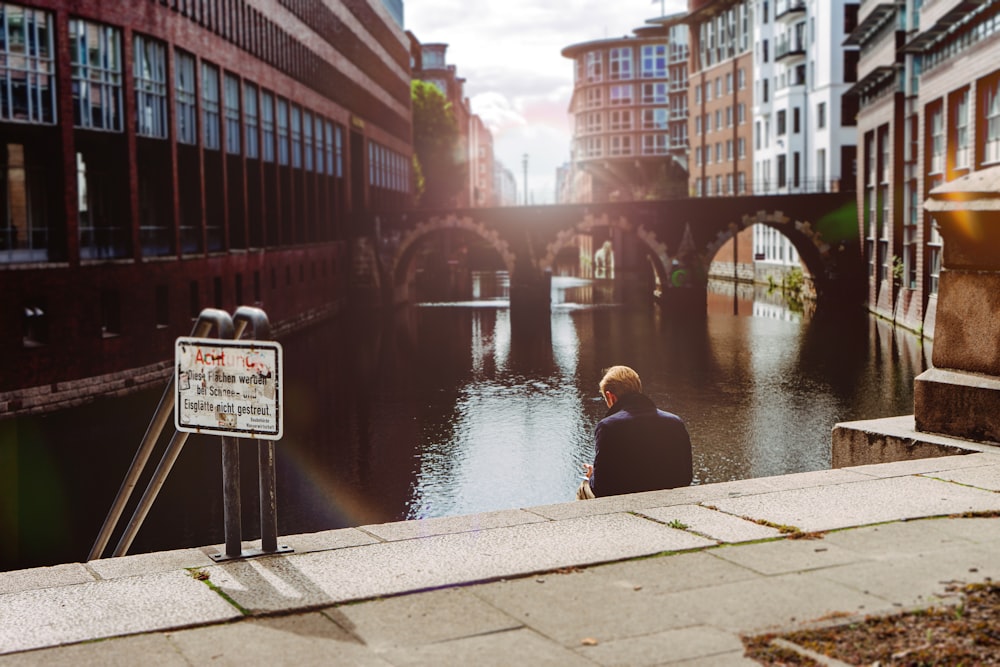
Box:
88 308 235 561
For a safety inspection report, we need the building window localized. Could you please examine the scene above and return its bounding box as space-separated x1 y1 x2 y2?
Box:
983 75 1000 164
738 172 746 194
642 108 668 130
953 88 970 170
609 84 633 106
609 135 633 156
0 5 55 124
777 110 786 135
738 137 746 159
695 86 701 104
175 50 196 144
777 154 787 187
586 87 603 108
223 73 240 155
201 62 220 150
0 142 51 263
609 47 633 80
22 300 47 346
585 51 602 82
610 109 632 130
303 110 313 172
314 115 323 173
134 35 167 138
641 44 666 78
817 102 826 129
929 103 944 174
641 82 667 104
738 68 746 90
70 19 122 131
261 91 275 162
276 98 289 166
290 104 301 168
244 83 259 159
738 103 746 124
793 107 800 133
641 134 668 155
726 139 733 160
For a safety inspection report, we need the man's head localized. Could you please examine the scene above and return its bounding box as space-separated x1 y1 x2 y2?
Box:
599 365 642 407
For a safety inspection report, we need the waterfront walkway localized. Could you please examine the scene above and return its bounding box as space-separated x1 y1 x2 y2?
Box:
2 449 1000 665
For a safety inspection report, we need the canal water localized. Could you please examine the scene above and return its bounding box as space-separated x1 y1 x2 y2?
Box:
1 275 928 571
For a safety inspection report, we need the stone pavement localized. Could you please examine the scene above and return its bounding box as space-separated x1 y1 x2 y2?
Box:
2 450 1000 666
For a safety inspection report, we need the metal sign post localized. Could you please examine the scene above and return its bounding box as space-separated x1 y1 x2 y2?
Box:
175 310 289 561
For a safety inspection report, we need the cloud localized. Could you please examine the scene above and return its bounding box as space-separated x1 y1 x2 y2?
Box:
405 0 687 202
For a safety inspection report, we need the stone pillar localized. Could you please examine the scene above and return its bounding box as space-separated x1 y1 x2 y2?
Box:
915 166 1000 443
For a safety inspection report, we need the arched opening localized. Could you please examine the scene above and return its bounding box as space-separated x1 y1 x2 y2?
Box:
539 214 672 305
391 216 515 304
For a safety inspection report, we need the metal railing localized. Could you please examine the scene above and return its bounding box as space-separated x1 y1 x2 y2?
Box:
89 305 287 562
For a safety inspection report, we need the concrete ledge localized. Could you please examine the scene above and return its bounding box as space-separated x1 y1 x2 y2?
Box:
915 367 1000 443
831 414 1000 468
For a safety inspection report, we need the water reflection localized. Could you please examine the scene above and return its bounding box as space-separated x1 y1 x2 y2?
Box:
2 272 929 571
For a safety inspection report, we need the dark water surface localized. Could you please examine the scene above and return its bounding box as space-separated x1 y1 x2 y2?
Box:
1 276 928 570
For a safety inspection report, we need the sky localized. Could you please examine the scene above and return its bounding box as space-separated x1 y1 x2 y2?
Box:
404 0 688 204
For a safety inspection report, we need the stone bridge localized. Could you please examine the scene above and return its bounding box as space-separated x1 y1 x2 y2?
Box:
369 193 861 312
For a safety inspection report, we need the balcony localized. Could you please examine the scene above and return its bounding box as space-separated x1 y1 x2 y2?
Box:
775 35 806 61
776 0 807 20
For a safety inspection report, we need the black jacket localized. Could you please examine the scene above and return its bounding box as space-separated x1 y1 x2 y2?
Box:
589 392 693 497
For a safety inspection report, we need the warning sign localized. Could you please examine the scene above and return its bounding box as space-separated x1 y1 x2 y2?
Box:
175 337 283 440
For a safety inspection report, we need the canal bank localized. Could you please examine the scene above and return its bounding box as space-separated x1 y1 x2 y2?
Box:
2 445 999 664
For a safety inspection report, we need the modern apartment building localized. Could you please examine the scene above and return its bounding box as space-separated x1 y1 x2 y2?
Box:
561 18 689 202
685 0 753 198
753 0 858 195
851 0 1000 335
2 0 413 413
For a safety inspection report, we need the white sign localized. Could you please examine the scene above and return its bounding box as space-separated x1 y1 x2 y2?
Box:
175 337 283 440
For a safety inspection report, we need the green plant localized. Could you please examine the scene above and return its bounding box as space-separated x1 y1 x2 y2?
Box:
667 519 689 530
891 255 905 283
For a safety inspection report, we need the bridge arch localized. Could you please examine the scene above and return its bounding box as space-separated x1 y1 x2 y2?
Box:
538 212 673 291
699 209 838 296
390 214 517 290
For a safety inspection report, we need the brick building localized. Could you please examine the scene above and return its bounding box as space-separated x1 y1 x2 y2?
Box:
1 0 413 414
851 0 1000 336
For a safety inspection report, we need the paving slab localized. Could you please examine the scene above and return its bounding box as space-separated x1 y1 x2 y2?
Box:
754 468 873 491
0 563 94 595
164 613 391 667
358 508 548 542
921 462 1000 491
592 551 762 596
577 625 745 667
205 513 715 614
819 518 979 557
846 452 1000 478
669 651 759 666
528 478 778 521
709 537 867 576
638 504 783 543
469 566 703 645
322 587 522 648
0 632 187 667
275 527 380 555
376 627 586 667
709 475 1000 533
86 548 215 580
0 570 241 654
813 543 1000 607
921 515 1000 545
661 571 889 634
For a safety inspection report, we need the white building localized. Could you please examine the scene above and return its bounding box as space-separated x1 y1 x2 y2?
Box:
751 0 860 277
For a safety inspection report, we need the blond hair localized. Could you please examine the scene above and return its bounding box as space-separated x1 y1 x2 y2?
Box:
599 365 642 397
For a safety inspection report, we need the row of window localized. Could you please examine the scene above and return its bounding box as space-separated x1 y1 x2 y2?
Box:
581 82 683 109
694 172 748 197
694 138 748 166
694 104 747 135
575 44 672 83
693 69 748 104
577 134 673 158
577 108 684 134
698 2 752 69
